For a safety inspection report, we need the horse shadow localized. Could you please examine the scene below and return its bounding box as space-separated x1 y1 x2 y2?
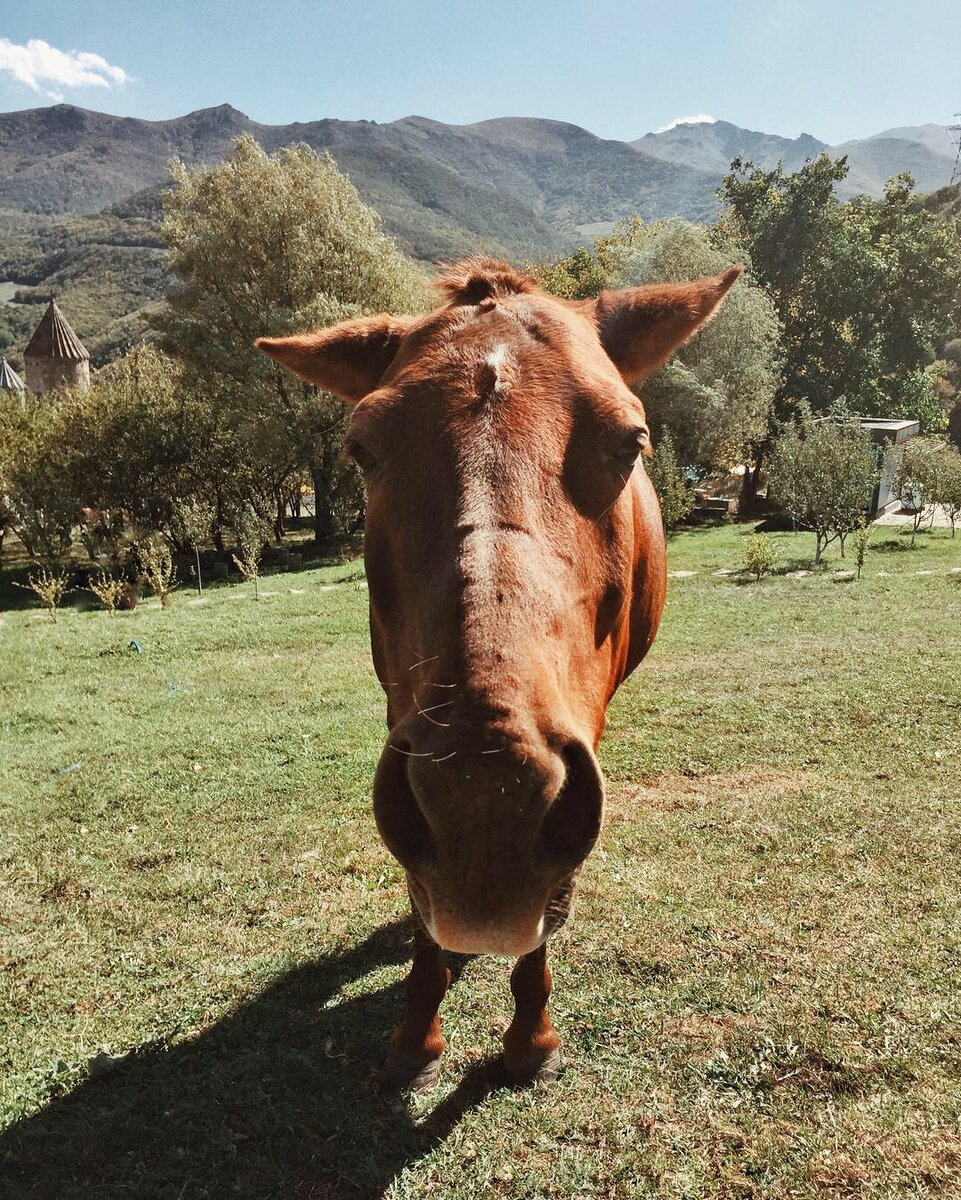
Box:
0 920 498 1200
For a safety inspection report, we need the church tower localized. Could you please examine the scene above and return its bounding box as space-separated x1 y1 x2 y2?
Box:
24 300 90 394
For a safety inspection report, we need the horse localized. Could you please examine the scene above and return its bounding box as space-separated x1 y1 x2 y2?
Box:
257 257 740 1088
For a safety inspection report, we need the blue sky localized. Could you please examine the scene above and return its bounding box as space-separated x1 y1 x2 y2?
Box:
2 0 960 143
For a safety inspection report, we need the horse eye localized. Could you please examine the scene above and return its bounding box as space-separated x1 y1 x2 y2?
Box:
345 438 380 474
612 426 649 466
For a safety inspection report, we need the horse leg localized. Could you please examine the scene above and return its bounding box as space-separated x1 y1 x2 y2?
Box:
503 942 562 1084
385 919 451 1091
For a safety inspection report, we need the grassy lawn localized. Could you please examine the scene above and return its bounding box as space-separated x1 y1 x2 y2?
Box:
1 520 960 1199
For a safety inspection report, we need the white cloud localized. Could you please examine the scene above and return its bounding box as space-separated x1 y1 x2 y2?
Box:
0 38 131 102
655 113 717 134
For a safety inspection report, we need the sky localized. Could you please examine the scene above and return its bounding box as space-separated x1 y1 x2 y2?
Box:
2 0 960 145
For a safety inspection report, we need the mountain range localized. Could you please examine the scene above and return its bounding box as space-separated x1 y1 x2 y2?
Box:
0 103 957 363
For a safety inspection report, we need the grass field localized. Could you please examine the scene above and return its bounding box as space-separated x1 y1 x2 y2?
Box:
2 520 960 1199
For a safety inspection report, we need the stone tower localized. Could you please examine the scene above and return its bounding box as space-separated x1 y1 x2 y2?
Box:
24 300 90 394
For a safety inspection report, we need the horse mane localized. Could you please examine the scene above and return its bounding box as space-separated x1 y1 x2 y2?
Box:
435 257 537 306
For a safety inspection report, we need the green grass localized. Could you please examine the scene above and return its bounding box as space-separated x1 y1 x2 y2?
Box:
1 521 960 1199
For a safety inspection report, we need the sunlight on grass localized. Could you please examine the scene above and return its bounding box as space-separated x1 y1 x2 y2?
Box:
1 524 960 1198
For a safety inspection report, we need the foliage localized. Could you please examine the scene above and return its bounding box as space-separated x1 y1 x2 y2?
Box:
938 448 961 537
644 430 694 533
534 216 783 474
852 524 871 578
138 534 176 608
894 438 959 545
0 389 78 567
87 572 126 614
768 405 879 562
743 533 781 580
155 135 429 544
18 567 71 622
719 161 961 430
231 510 271 600
529 245 607 299
170 499 215 594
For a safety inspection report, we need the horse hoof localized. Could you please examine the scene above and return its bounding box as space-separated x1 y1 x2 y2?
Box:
503 1048 562 1086
383 1051 442 1092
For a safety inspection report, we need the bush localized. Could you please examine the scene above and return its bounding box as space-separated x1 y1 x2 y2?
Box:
138 535 176 608
87 572 126 614
19 568 71 622
743 533 781 580
768 404 878 562
852 524 871 578
645 430 695 534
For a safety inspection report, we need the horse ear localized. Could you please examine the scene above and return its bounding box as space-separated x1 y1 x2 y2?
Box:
255 315 416 403
591 267 742 386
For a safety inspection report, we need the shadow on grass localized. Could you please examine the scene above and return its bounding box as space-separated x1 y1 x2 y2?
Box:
0 920 500 1200
869 536 919 554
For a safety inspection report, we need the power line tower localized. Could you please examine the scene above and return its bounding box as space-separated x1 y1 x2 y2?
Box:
951 113 961 186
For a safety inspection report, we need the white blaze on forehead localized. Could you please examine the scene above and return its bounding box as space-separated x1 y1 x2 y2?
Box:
478 343 513 397
486 342 510 375
457 343 518 596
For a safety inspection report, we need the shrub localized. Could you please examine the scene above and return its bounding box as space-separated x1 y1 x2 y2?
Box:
852 524 871 579
88 572 126 614
646 430 695 534
743 533 781 580
894 438 946 546
19 568 71 622
767 404 878 562
231 511 271 599
139 535 177 608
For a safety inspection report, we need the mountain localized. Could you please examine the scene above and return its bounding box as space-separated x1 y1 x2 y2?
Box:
1 103 958 366
832 128 956 198
636 118 958 199
633 119 827 176
0 103 720 239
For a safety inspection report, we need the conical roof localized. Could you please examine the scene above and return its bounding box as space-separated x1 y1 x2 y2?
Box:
24 300 89 363
0 356 24 392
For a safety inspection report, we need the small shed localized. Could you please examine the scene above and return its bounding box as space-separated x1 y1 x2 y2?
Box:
859 418 919 516
24 300 90 395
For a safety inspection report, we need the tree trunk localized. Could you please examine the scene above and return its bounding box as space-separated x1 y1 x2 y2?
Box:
310 464 335 545
274 494 286 542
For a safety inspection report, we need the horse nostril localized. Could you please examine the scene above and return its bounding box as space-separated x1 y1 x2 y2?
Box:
538 741 604 868
372 742 435 869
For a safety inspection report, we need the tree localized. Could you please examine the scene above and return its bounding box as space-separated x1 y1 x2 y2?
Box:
534 217 783 477
894 438 949 545
644 430 694 533
937 447 961 537
155 135 429 544
2 388 80 567
719 160 961 428
768 405 879 563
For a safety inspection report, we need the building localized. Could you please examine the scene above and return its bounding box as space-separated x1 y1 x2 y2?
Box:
24 300 90 394
859 418 919 516
0 356 25 398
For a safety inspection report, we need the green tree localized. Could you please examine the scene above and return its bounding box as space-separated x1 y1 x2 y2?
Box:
534 217 782 478
768 405 879 563
894 437 948 546
645 430 694 534
2 388 80 567
719 160 961 428
155 135 429 544
938 447 961 537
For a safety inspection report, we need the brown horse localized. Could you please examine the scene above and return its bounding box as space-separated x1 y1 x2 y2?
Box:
257 258 739 1087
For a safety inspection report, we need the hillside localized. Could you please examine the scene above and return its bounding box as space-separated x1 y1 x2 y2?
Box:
1 103 957 365
633 119 827 176
636 119 957 200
